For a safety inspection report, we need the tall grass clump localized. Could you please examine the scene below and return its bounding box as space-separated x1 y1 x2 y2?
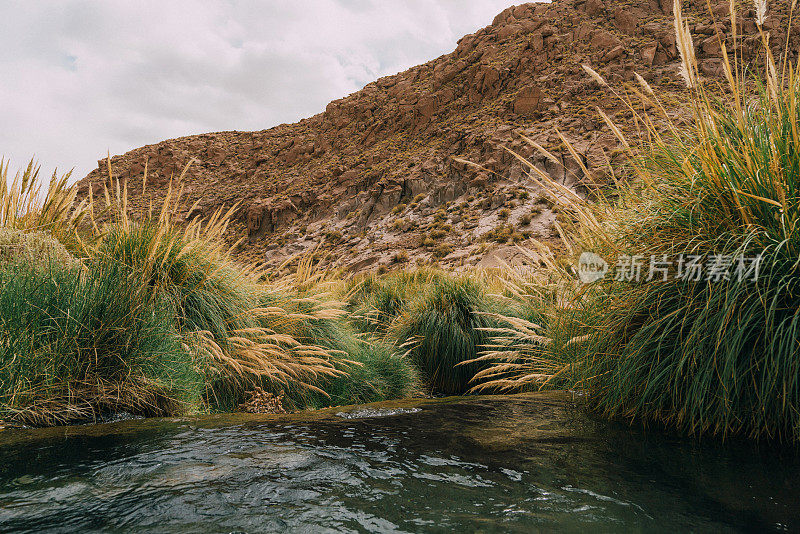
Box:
0 228 79 269
0 160 365 423
505 0 800 441
0 159 87 252
0 259 202 425
86 180 347 411
465 251 593 393
390 275 506 395
346 268 448 335
260 258 420 408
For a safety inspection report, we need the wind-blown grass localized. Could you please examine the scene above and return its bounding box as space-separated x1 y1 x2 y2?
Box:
0 159 421 424
465 257 591 393
256 259 421 408
0 159 87 252
87 181 357 412
576 3 800 441
481 0 800 441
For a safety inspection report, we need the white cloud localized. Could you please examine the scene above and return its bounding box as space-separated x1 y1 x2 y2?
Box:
0 0 517 180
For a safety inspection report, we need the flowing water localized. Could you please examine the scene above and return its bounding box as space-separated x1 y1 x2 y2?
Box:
0 392 797 533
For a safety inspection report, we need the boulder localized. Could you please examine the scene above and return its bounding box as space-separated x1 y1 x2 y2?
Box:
613 8 637 35
584 0 605 17
513 86 545 116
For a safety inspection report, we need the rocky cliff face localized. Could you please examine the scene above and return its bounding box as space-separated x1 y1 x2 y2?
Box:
78 0 797 272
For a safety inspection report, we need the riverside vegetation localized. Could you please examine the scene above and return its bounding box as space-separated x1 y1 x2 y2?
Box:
2 2 800 445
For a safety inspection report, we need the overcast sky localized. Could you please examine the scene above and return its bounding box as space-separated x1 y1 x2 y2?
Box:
0 0 519 181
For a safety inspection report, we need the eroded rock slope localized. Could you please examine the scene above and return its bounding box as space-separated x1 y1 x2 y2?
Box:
78 0 797 271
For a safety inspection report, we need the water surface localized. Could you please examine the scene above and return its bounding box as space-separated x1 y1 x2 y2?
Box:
0 392 797 533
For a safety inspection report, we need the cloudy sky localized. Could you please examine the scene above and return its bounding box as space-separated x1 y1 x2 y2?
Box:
0 0 519 181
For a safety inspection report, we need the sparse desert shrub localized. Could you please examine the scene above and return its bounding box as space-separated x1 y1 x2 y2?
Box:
324 230 343 242
519 214 532 226
429 228 448 239
391 250 409 263
432 243 453 258
485 223 514 244
535 193 553 207
498 208 510 220
392 203 407 215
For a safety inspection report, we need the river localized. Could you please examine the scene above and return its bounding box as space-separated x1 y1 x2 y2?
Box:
0 392 797 532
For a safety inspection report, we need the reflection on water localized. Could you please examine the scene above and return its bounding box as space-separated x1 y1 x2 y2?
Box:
0 392 797 533
336 407 422 419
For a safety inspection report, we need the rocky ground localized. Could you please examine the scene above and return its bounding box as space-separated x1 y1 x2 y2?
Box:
77 0 797 273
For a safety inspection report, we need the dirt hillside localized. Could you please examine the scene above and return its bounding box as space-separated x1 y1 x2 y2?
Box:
78 0 796 272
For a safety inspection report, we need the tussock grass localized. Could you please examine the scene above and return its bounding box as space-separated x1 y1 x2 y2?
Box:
575 1 800 441
346 268 448 335
0 228 79 269
390 275 505 395
0 159 87 252
477 0 800 441
0 258 202 425
0 159 419 424
346 268 527 396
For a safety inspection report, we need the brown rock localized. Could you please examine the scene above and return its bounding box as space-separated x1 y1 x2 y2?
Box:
498 23 523 41
591 30 622 51
478 65 501 97
613 8 637 35
641 42 659 66
247 202 267 236
700 36 723 58
513 86 545 116
529 32 544 53
700 59 725 77
604 45 625 61
584 0 605 17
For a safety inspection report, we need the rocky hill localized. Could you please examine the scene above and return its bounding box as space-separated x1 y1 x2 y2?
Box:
78 0 796 272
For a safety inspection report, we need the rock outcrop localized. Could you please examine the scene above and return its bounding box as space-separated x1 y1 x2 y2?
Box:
78 0 797 272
